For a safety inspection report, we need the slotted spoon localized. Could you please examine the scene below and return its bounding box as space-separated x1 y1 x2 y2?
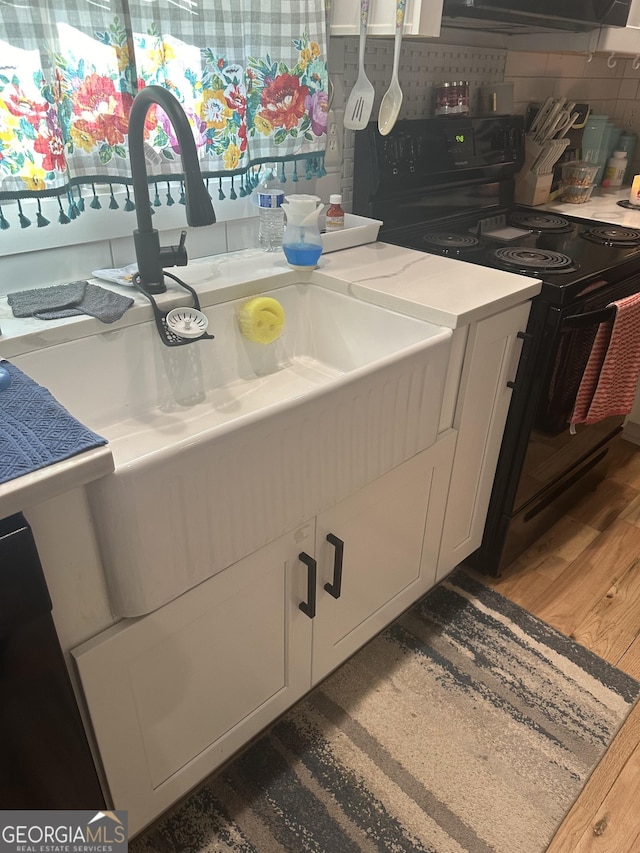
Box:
344 0 374 130
378 0 406 136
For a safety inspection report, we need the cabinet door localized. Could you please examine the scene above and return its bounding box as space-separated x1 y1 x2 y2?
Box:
312 434 454 685
437 302 531 579
73 524 314 837
331 0 443 37
597 22 640 55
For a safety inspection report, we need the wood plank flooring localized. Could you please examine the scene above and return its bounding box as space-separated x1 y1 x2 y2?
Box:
475 434 640 852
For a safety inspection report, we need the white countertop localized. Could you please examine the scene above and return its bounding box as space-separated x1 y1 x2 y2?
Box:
0 241 541 517
543 186 640 226
0 243 541 358
0 447 114 521
318 241 541 328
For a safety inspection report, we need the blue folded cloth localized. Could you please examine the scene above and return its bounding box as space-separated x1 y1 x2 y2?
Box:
0 362 108 485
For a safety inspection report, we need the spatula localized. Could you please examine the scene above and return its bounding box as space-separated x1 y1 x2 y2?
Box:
378 0 406 136
344 0 374 130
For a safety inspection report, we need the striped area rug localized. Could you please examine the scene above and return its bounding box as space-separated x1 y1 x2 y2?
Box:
130 570 640 853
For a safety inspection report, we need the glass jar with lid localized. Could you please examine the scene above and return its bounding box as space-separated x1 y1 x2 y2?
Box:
435 81 470 116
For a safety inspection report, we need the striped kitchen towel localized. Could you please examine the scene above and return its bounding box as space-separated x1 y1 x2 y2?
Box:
570 291 640 426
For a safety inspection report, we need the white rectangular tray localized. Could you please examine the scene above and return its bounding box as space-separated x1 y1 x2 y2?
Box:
321 214 383 253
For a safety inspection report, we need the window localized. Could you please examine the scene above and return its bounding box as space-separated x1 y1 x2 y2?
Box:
0 0 328 237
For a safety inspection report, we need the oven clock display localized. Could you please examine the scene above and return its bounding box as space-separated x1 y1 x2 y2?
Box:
445 128 474 161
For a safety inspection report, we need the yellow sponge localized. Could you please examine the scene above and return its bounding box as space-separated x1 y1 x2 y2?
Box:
237 296 285 344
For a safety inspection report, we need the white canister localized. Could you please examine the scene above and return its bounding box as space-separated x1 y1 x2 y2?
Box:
603 150 627 187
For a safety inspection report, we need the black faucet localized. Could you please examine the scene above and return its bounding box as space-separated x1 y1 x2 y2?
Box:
128 85 216 294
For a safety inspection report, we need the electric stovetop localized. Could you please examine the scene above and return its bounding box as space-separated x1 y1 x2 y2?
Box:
380 207 640 298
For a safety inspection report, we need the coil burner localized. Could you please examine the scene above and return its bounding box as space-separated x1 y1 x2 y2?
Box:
422 232 480 255
581 225 640 247
508 212 571 233
492 247 576 274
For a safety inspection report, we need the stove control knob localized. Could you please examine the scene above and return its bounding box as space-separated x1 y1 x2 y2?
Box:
492 128 508 151
382 138 399 171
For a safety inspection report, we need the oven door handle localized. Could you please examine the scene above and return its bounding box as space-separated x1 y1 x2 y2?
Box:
564 305 616 328
506 330 534 390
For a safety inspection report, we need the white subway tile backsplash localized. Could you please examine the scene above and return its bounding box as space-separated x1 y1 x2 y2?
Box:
504 51 548 77
226 217 259 253
621 57 640 79
580 54 621 79
547 53 587 78
554 77 600 100
109 223 228 270
0 241 113 298
618 78 640 100
511 77 555 105
583 77 623 100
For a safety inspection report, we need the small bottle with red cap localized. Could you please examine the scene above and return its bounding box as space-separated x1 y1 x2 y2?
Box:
325 194 345 232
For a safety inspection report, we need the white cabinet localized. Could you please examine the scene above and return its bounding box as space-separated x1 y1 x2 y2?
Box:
596 24 640 56
70 296 533 836
331 0 443 38
73 527 315 835
437 302 531 578
73 433 454 836
312 433 455 683
596 0 640 54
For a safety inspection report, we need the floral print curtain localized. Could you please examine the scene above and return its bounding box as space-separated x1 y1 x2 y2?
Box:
0 0 328 227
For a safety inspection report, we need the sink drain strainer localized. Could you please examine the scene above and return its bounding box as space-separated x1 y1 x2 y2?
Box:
165 307 209 339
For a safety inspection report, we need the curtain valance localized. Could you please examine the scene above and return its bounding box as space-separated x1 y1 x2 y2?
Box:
0 0 328 227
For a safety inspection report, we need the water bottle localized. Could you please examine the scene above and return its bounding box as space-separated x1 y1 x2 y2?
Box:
256 165 285 252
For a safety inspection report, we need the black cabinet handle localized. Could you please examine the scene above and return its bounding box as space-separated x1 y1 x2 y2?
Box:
507 330 534 390
324 533 344 599
298 552 317 619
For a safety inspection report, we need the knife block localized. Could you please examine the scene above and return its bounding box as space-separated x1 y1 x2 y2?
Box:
515 171 554 206
514 138 554 206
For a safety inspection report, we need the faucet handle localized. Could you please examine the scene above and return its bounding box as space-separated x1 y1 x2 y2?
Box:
159 229 188 269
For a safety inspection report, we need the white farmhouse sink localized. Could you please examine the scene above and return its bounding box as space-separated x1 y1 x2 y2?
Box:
14 281 452 616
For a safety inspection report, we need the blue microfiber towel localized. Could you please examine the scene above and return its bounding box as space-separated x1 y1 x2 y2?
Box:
0 361 108 485
8 281 133 324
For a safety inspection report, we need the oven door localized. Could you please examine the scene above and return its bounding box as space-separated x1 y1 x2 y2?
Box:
471 273 640 574
513 274 640 515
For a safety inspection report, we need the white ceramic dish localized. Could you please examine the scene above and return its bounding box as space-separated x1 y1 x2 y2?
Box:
321 214 382 253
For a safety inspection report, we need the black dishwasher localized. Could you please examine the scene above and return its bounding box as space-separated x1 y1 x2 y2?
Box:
0 512 105 808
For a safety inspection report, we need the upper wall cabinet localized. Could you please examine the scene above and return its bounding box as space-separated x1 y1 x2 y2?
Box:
505 29 599 54
330 0 444 38
506 0 640 54
596 22 640 56
508 23 639 56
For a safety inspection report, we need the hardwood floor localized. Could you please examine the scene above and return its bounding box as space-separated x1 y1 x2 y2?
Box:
475 434 640 852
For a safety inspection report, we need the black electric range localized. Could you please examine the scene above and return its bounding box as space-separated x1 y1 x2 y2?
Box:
353 115 640 575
